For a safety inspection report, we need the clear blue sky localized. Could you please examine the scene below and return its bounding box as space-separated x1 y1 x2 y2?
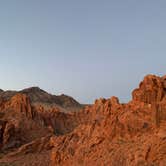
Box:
0 0 166 103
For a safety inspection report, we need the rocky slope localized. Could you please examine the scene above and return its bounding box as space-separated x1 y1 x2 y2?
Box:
0 74 166 166
50 74 166 166
0 87 82 110
0 88 83 166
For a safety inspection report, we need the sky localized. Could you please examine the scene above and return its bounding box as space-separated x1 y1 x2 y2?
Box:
0 0 166 104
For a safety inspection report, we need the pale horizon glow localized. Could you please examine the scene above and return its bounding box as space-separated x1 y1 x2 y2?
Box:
0 0 166 103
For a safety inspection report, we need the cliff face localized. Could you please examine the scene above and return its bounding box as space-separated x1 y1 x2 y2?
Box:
132 75 164 103
132 75 166 125
0 75 166 166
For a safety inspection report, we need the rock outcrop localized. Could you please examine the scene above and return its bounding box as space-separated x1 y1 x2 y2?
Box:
132 75 166 126
50 75 166 166
132 75 164 103
0 74 166 166
0 93 83 150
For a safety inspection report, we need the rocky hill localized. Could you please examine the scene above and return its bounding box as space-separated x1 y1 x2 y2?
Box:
0 75 166 166
0 87 82 110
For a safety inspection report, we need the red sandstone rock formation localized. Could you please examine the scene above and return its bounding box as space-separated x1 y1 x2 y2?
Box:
50 75 166 166
0 75 166 166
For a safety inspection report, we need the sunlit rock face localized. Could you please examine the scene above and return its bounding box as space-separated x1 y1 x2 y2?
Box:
0 75 166 166
132 75 164 104
51 75 166 166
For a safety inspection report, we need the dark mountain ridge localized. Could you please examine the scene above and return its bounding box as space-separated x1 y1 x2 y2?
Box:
0 87 82 110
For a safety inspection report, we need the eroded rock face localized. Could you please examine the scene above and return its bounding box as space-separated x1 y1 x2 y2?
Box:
132 75 166 125
132 75 164 104
50 75 166 166
50 99 155 165
32 105 81 135
0 75 166 166
6 94 33 118
0 92 84 153
0 89 84 165
0 120 16 150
